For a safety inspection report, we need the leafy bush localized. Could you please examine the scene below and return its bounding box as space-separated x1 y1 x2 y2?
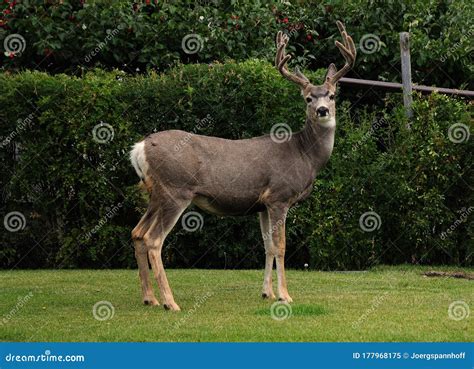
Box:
293 94 473 269
0 60 471 269
1 0 472 89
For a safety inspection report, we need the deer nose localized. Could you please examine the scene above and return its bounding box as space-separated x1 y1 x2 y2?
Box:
317 107 329 117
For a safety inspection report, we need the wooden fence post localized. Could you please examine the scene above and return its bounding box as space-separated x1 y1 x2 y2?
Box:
400 32 413 121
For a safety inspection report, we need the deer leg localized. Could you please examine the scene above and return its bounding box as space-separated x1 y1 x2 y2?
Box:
144 197 190 311
133 240 159 306
132 210 160 306
259 210 276 299
268 207 292 303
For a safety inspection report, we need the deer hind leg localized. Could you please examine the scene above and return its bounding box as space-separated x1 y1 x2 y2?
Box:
134 240 159 306
268 206 292 303
144 196 190 311
259 210 276 299
132 208 160 306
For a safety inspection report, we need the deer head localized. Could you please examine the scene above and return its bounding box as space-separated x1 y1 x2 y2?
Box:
275 21 356 126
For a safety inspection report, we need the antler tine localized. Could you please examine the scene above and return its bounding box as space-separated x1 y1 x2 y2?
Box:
327 21 357 85
274 31 285 69
275 31 309 89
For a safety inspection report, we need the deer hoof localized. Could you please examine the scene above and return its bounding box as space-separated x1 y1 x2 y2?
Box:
262 292 276 300
163 302 181 311
278 296 293 303
143 297 160 306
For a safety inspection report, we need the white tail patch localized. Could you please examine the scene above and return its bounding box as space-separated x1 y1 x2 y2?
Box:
130 141 149 181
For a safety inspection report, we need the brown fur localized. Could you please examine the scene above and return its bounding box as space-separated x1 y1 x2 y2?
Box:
130 23 356 310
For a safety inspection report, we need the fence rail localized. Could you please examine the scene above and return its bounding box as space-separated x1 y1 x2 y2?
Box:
339 77 474 98
339 31 473 109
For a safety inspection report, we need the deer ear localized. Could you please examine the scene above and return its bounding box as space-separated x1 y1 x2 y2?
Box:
294 67 310 85
325 63 338 84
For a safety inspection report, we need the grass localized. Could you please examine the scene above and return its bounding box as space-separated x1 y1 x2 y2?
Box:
0 265 472 342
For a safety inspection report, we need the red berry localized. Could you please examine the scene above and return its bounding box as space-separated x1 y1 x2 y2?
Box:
282 17 289 23
306 34 312 40
8 52 15 59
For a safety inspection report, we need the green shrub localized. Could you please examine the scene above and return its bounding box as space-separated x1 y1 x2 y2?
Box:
0 60 472 269
1 0 472 88
293 94 473 269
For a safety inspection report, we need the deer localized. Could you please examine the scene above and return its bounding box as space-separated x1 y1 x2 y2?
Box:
130 21 356 311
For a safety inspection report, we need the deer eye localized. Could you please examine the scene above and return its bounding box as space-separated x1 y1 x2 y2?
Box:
329 94 335 100
306 97 312 103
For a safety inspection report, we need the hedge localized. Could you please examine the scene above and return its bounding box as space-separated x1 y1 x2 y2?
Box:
0 60 472 269
1 0 472 89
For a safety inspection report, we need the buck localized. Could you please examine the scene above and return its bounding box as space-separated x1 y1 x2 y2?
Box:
130 21 356 311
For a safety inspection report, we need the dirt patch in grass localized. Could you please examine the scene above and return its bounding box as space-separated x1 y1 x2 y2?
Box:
423 271 474 280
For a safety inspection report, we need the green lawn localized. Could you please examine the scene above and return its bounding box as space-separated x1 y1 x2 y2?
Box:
0 266 472 342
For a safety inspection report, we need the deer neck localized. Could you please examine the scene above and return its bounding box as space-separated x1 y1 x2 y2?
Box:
297 117 336 174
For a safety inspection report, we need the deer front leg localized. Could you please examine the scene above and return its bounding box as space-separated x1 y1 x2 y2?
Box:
259 210 276 299
268 206 292 303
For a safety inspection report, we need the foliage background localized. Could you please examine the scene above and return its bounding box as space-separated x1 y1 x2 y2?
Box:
0 62 472 269
0 1 472 269
0 0 472 89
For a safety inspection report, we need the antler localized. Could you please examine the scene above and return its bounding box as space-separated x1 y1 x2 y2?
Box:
327 21 357 85
275 31 310 89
